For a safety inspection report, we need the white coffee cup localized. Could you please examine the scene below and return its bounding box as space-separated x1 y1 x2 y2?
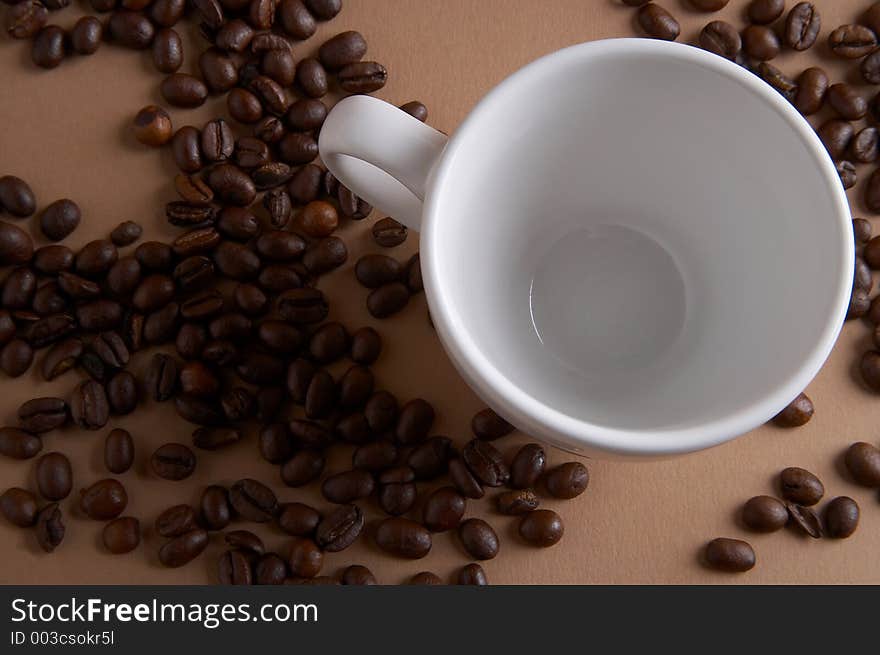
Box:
319 38 853 457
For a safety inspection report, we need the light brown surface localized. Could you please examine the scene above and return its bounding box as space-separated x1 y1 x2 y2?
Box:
1 0 879 585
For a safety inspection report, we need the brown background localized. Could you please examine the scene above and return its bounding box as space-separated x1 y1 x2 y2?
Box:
1 0 880 585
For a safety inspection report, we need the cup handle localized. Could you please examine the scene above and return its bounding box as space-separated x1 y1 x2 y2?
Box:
318 95 449 231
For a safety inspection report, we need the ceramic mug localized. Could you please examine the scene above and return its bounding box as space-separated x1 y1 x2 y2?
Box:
318 38 853 457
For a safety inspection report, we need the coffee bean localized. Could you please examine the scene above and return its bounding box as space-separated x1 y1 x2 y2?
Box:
285 537 322 578
40 338 81 381
407 571 441 585
367 283 409 318
237 350 284 385
208 164 257 206
844 442 880 486
747 0 783 24
458 518 498 559
452 563 486 585
337 185 372 219
315 503 363 551
867 171 880 215
52 271 93 301
199 485 231 530
470 408 513 441
336 564 375 585
742 25 780 61
106 371 137 415
201 119 234 163
365 219 407 251
166 202 215 229
689 0 728 8
786 502 823 538
0 487 38 527
854 218 873 245
151 443 196 481
144 302 180 344
173 177 213 207
229 478 277 522
260 48 296 88
779 467 824 505
322 469 374 504
253 116 285 144
155 504 197 538
755 63 797 102
225 530 264 555
35 502 64 552
285 102 326 137
770 391 814 427
378 475 416 516
390 398 433 446
250 75 289 115
375 517 431 558
99 428 133 476
423 487 466 532
306 323 346 364
294 201 336 239
31 25 65 68
785 2 820 50
350 440 396 472
441 458 481 500
823 496 859 539
145 353 178 403
199 48 238 93
342 329 380 368
338 61 387 94
827 84 867 121
180 292 224 323
817 120 853 161
80 478 127 519
519 509 564 548
793 67 827 116
281 450 324 487
278 133 319 165
18 398 68 434
2 266 35 309
304 0 340 19
37 199 80 242
305 369 336 419
862 50 880 85
497 489 539 515
704 537 755 572
178 361 219 398
0 221 33 265
354 254 401 289
7 1 48 39
829 24 877 59
109 10 154 48
70 380 109 430
851 128 879 164
741 495 787 532
171 126 204 173
226 89 262 125
75 240 118 278
108 221 142 248
274 502 319 537
150 0 185 26
0 427 41 460
217 17 255 50
159 528 208 567
173 227 221 258
400 101 428 121
152 28 182 73
217 549 252 585
406 436 451 480
277 288 329 324
31 282 66 317
462 439 508 487
32 245 73 275
544 461 589 499
249 553 285 585
860 349 880 390
637 3 679 40
102 516 140 554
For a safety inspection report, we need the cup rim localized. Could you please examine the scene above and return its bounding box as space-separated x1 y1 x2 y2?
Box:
420 37 854 456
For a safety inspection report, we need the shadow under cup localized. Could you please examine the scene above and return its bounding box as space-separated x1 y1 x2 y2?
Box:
428 43 851 444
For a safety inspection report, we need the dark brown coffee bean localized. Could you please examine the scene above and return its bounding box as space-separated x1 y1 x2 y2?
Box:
200 485 231 530
308 322 347 363
108 221 142 248
166 202 215 228
109 10 154 48
276 503 319 538
336 366 372 411
249 164 291 192
34 451 71 501
217 549 252 584
407 436 453 480
31 25 65 68
278 0 315 39
2 267 35 309
0 487 37 527
755 62 797 102
351 440 396 472
786 502 823 538
150 0 185 26
406 571 441 585
70 380 109 430
144 302 180 344
227 88 263 124
779 467 824 505
861 50 880 84
26 313 76 347
174 176 213 206
0 427 41 460
253 116 285 144
297 201 337 238
393 398 434 445
317 30 364 71
151 443 196 480
637 3 679 40
38 199 80 242
213 241 261 279
252 553 286 584
257 320 301 354
201 119 234 163
200 48 238 93
40 338 81 381
337 61 386 94
255 387 284 422
150 28 182 74
793 67 827 116
458 518 498 559
347 327 380 365
171 126 204 172
771 392 814 427
741 495 787 532
369 218 406 249
192 0 224 28
322 469 374 504
159 528 208 567
7 1 48 39
704 537 755 572
337 185 372 219
785 2 820 50
852 128 879 164
854 218 873 244
378 478 416 516
828 84 867 121
56 271 99 300
338 564 375 585
817 119 853 160
31 282 67 316
155 504 197 537
287 537 323 578
229 478 277 522
355 254 401 289
261 48 296 87
278 133 319 165
462 439 508 487
304 0 340 19
18 397 68 433
367 283 409 318
742 24 780 61
102 516 140 554
76 239 118 278
35 502 64 552
423 487 466 532
32 245 73 275
179 361 220 398
173 227 220 258
80 478 127 520
207 165 257 206
867 172 880 215
221 387 255 421
234 285 268 317
848 287 868 319
497 489 539 515
146 354 175 402
545 461 589 499
131 274 174 313
180 290 224 321
225 530 264 555
315 504 363 552
455 563 487 586
824 496 859 539
262 189 292 228
844 441 880 486
747 0 783 24
829 24 877 59
375 517 431 559
277 288 329 324
471 408 513 441
281 449 324 486
101 428 134 475
860 349 880 390
304 369 336 419
286 101 327 135
236 350 284 385
107 371 137 415
400 100 428 121
250 75 289 115
0 221 33 265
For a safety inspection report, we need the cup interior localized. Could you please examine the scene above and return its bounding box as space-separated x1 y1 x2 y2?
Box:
424 39 852 454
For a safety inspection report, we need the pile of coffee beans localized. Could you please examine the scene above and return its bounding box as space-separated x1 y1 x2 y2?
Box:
1 0 591 584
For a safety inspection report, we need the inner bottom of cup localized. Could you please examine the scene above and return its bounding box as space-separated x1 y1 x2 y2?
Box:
530 224 687 376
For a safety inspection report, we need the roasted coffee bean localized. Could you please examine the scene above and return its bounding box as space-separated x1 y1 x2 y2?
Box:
256 423 292 464
407 571 441 585
277 288 328 324
255 387 283 422
785 2 820 51
860 349 880 390
337 185 372 219
251 163 293 191
247 0 274 29
166 202 215 228
748 0 783 24
107 371 137 415
35 502 64 552
456 563 487 586
180 291 224 321
70 380 109 430
742 495 788 533
171 126 204 173
423 487 466 532
851 128 879 164
40 338 81 381
844 441 880 486
179 361 220 398
279 133 319 165
199 48 238 93
407 436 453 480
369 218 406 249
458 518 498 559
31 282 67 316
704 537 755 572
102 428 134 475
315 504 363 551
227 88 263 124
340 565 376 585
375 517 431 558
159 528 208 567
192 425 241 450
76 240 118 278
400 100 428 121
471 408 513 441
318 30 366 70
824 497 859 539
516 511 564 550
144 302 180 344
839 161 858 189
636 3 679 40
200 485 231 530
2 267 35 309
545 462 589 499
253 116 285 144
225 530 264 555
794 67 828 116
281 449 324 487
0 487 37 527
360 391 395 434
817 120 853 160
862 50 880 85
201 340 238 367
346 328 380 366
742 24 780 61
192 0 224 28
222 387 254 421
771 392 814 427
304 0 340 19
174 176 213 206
215 18 253 51
234 284 268 316
257 320 301 354
109 221 143 248
32 245 73 275
497 489 539 515
378 478 416 516
307 323 347 363
131 274 174 313
288 537 323 578
393 398 434 445
151 28 183 74
462 439 509 487
0 427 41 460
261 48 296 87
145 353 175 402
18 397 68 433
201 119 235 163
286 100 327 134
80 478 127 520
322 469 374 504
848 288 869 319
237 350 284 384
828 84 867 121
338 61 387 94
0 178 35 220
250 75 288 115
866 2 880 35
38 199 80 242
155 504 197 538
352 440 397 472
214 241 261 279
298 201 338 238
0 311 12 345
277 0 314 39
755 63 796 102
336 366 372 410
109 10 154 48
786 502 823 538
854 218 873 244
173 227 220 258
367 283 409 318
31 25 65 68
303 369 335 419
829 24 877 59
1 338 32 377
779 467 824 505
229 478 277 522
150 0 185 26
217 549 252 585
7 1 48 39
355 254 401 289
250 553 285 585
151 443 196 480
35 452 71 501
102 516 140 554
262 189 292 228
0 221 33 265
688 0 728 9
57 271 100 300
867 172 880 215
